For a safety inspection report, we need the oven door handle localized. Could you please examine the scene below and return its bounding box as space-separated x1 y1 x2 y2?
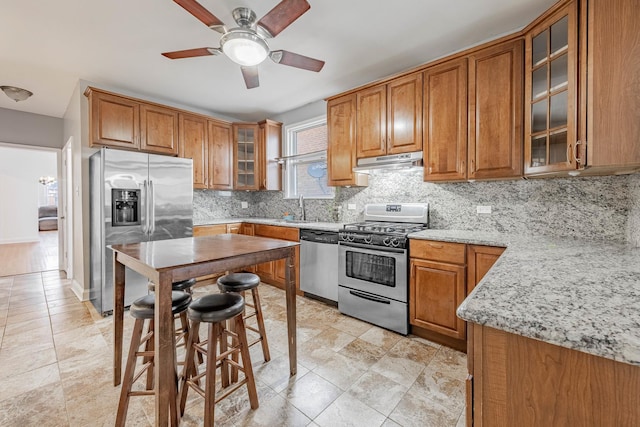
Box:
339 241 405 254
349 290 392 305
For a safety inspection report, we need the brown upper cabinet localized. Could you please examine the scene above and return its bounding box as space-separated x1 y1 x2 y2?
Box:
356 73 423 159
327 94 369 187
524 1 579 175
423 58 469 181
233 123 259 191
233 121 282 191
86 87 179 156
582 0 640 173
208 120 233 190
524 0 640 176
329 38 523 184
257 120 282 191
179 113 208 189
178 114 233 190
423 39 523 182
468 39 524 180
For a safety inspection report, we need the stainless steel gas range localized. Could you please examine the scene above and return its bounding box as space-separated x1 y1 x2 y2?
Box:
338 203 429 335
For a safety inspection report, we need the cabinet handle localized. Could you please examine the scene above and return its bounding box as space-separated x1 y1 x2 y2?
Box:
574 140 582 164
428 243 444 249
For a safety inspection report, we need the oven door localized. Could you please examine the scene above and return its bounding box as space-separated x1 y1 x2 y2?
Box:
338 242 407 302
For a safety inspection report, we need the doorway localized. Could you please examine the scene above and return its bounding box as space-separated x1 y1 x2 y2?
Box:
0 143 60 276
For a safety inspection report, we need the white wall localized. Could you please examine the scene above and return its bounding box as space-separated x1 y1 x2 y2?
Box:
62 82 87 299
0 144 57 243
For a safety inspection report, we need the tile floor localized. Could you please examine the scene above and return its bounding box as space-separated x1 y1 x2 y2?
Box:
0 271 467 426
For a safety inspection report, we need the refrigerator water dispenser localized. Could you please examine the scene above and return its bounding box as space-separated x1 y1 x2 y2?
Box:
112 188 141 226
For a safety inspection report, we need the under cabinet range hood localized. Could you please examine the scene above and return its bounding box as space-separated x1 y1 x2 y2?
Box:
352 151 423 173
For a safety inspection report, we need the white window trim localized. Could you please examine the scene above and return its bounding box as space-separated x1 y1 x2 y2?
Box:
283 115 333 200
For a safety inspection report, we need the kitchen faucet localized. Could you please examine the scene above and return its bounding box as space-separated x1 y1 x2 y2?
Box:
299 194 306 221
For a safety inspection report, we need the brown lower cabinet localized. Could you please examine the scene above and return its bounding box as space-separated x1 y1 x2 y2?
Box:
252 224 301 295
192 223 242 282
467 324 640 426
409 240 504 352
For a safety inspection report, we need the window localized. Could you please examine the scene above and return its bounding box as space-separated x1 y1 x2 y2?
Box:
283 116 335 199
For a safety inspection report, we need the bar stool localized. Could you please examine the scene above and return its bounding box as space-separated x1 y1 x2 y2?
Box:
179 293 258 425
148 277 197 294
115 291 192 427
217 273 270 363
148 278 201 365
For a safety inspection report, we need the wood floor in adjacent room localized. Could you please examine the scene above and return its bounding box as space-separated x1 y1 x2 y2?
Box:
0 231 58 277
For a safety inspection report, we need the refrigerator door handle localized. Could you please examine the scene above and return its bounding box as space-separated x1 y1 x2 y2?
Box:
149 180 155 235
142 180 149 234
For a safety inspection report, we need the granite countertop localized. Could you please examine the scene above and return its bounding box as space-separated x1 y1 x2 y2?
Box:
194 218 344 232
409 229 640 367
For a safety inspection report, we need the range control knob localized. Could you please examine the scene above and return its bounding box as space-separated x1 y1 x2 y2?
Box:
390 237 400 247
382 237 391 246
347 233 355 242
364 234 372 244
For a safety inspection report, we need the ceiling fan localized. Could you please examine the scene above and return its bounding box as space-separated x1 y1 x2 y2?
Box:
162 0 325 89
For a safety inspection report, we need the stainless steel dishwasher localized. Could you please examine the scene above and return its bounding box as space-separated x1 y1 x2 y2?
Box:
300 229 339 302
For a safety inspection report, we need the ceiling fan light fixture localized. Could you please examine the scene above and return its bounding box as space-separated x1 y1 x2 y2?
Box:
1 85 33 102
220 30 269 66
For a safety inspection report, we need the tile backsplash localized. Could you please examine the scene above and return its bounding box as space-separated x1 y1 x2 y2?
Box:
194 171 639 245
627 174 640 246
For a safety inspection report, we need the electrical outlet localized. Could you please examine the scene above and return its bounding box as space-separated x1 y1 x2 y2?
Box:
348 203 357 210
241 202 248 209
477 205 492 214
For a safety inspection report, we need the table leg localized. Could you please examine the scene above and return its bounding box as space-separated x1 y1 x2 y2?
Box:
113 255 126 386
285 248 297 376
155 272 178 426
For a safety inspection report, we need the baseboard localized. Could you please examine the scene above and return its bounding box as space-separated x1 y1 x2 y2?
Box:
0 237 39 244
70 279 89 301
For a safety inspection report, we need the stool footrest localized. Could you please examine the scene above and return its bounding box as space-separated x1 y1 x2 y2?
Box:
215 379 249 403
129 390 156 397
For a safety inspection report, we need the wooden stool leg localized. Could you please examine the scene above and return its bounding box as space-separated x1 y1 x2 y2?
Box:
115 318 145 427
179 320 200 416
144 318 155 390
170 322 180 427
229 317 239 383
235 315 259 410
252 288 271 362
219 320 230 388
204 322 220 426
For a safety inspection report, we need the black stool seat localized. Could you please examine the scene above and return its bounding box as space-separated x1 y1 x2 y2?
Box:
148 278 197 293
217 273 260 293
130 291 192 320
188 293 245 323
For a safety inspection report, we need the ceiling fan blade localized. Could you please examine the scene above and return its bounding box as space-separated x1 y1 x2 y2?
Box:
173 0 226 32
270 50 325 72
257 0 310 38
241 66 260 89
162 47 220 59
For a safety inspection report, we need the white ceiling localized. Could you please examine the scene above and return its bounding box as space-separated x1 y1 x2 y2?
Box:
0 0 556 122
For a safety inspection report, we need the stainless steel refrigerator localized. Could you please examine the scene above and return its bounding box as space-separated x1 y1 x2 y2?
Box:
89 148 193 315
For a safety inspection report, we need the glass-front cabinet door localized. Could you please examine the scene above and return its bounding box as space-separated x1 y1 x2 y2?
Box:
524 1 579 175
233 124 259 190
